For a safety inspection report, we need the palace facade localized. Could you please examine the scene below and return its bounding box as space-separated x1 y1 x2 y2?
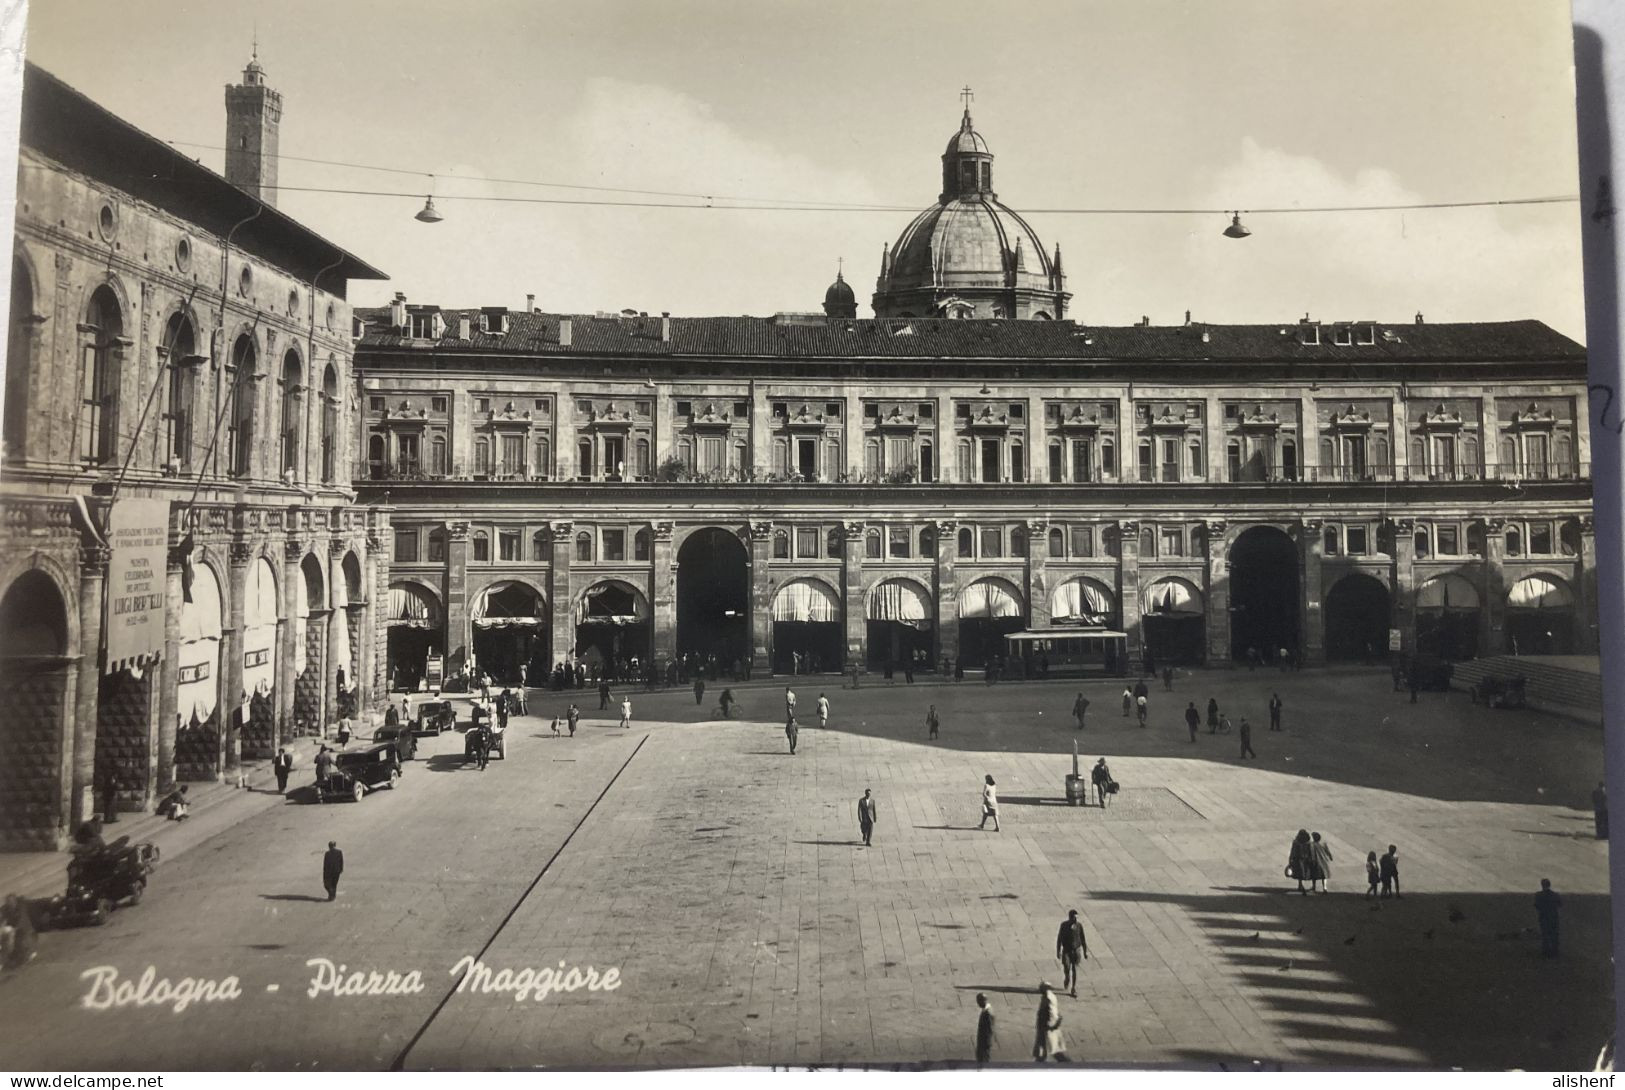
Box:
0 62 389 849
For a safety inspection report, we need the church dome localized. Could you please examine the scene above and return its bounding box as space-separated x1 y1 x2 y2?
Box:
824 271 855 307
872 102 1070 321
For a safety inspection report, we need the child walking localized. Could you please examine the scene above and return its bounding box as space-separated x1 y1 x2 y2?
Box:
1365 851 1380 898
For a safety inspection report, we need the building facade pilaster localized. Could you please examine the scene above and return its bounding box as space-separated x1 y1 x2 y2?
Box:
445 521 471 675
1300 519 1325 665
1484 518 1507 654
547 522 573 671
1391 518 1416 656
1117 521 1142 666
73 544 107 828
935 520 959 668
747 522 773 673
1203 520 1228 665
841 521 865 670
1027 519 1051 628
223 539 252 771
651 522 676 669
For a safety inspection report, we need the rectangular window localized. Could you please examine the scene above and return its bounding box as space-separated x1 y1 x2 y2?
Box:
1346 525 1369 555
1138 443 1153 483
1102 442 1116 476
676 400 693 417
1049 444 1064 482
1072 440 1091 483
369 396 385 412
980 528 1004 559
1046 404 1063 425
865 533 882 560
432 396 448 413
1160 438 1180 482
1071 525 1094 558
1009 403 1024 419
473 535 490 562
501 434 524 475
499 531 520 562
796 527 819 558
409 314 436 338
864 403 880 420
1436 525 1460 555
477 397 491 413
1530 522 1553 554
888 527 909 559
535 399 548 412
603 529 626 562
887 437 913 475
737 401 752 418
918 403 933 419
398 433 420 476
427 533 445 563
394 530 418 563
1160 527 1184 556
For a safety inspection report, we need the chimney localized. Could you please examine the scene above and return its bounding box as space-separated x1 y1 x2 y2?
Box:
457 315 471 340
1415 311 1425 325
559 317 573 347
526 294 536 313
1184 309 1192 326
661 312 671 342
390 292 407 330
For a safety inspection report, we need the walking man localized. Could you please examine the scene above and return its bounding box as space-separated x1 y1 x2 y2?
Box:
567 702 579 737
1379 844 1401 898
1269 692 1283 731
1535 878 1563 958
1072 692 1089 731
785 686 797 720
619 696 632 729
1055 909 1090 996
1238 716 1256 759
694 676 706 707
1092 757 1113 809
817 693 830 729
1184 701 1200 743
273 747 294 794
785 713 799 755
1121 685 1133 717
1162 665 1174 691
599 678 612 710
974 993 997 1063
927 704 941 740
1207 696 1219 733
858 788 878 846
1135 692 1148 727
322 840 344 902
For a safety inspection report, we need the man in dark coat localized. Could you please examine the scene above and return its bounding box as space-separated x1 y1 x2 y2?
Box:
1535 878 1563 957
1184 702 1200 743
694 676 706 707
1238 717 1256 759
858 789 878 846
598 678 612 709
1593 781 1608 840
1055 909 1090 997
1072 692 1089 730
974 993 997 1063
785 714 799 755
323 841 344 902
273 747 294 794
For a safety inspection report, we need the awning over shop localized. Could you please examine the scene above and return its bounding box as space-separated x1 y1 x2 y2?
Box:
1416 573 1480 611
1004 628 1127 643
958 578 1023 620
575 581 650 626
867 579 931 623
1507 574 1574 609
387 582 442 629
1050 576 1115 624
1144 577 1203 616
772 579 840 623
473 581 545 628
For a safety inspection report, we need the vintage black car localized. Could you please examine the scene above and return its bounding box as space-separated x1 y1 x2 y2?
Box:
46 837 159 927
316 743 402 803
372 724 418 760
414 700 456 735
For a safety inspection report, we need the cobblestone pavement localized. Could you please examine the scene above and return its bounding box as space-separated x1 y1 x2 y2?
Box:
0 667 1611 1070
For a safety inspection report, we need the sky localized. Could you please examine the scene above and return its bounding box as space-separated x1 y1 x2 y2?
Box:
18 0 1589 337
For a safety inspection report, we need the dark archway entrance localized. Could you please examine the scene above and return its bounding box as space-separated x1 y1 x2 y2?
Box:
1324 574 1390 661
1506 574 1576 655
1416 574 1480 660
957 577 1026 669
472 581 546 686
1229 526 1299 662
0 570 72 849
677 528 750 669
771 578 842 674
575 580 651 682
866 578 934 672
1143 578 1205 666
386 582 443 692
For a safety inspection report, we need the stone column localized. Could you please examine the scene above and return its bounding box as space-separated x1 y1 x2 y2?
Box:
1391 518 1416 655
935 519 959 669
1577 515 1597 652
1203 520 1228 665
841 521 865 670
445 521 471 675
651 522 676 670
278 535 303 746
747 521 773 674
359 530 381 714
158 545 183 793
1027 519 1051 627
223 539 251 772
1483 519 1507 655
324 538 348 729
1300 519 1325 665
73 545 107 830
1118 520 1142 667
547 522 573 669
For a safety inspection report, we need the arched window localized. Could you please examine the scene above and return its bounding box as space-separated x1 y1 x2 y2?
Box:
279 351 302 477
3 256 32 458
920 439 934 482
1372 437 1389 476
532 530 548 561
160 311 196 470
80 285 123 465
367 434 386 479
1463 435 1479 476
957 527 973 558
919 524 936 554
427 527 446 563
1414 530 1430 558
1324 526 1339 556
1137 440 1153 482
1506 528 1523 557
226 334 256 477
534 437 551 479
577 437 593 479
865 438 881 476
1561 519 1581 556
1555 434 1573 476
634 529 652 561
472 531 490 562
1048 527 1064 556
772 531 790 560
678 437 694 470
1011 525 1027 557
1318 437 1335 476
1281 440 1297 481
1228 440 1244 482
733 439 748 475
1467 521 1485 555
1499 435 1518 474
827 527 842 555
956 440 972 481
575 531 593 563
1411 437 1426 473
1139 526 1155 557
1009 441 1024 483
320 363 338 484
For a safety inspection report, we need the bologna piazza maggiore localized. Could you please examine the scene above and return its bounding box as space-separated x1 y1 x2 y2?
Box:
0 57 1596 851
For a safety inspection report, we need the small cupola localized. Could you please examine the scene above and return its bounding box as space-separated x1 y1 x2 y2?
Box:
940 90 994 201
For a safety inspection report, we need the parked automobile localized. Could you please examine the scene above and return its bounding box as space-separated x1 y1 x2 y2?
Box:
371 723 419 760
1471 675 1527 709
316 743 402 803
45 837 159 927
414 700 456 735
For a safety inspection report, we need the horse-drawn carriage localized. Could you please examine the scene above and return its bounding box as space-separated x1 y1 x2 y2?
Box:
463 722 507 767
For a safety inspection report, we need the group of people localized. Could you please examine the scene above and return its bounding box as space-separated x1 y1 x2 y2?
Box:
781 687 833 753
1285 830 1402 898
971 910 1094 1063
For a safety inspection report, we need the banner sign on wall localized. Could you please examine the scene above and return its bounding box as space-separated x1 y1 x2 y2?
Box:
105 498 171 675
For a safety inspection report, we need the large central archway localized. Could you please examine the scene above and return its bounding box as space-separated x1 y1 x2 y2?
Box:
1229 525 1299 661
1324 573 1389 661
677 528 750 668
